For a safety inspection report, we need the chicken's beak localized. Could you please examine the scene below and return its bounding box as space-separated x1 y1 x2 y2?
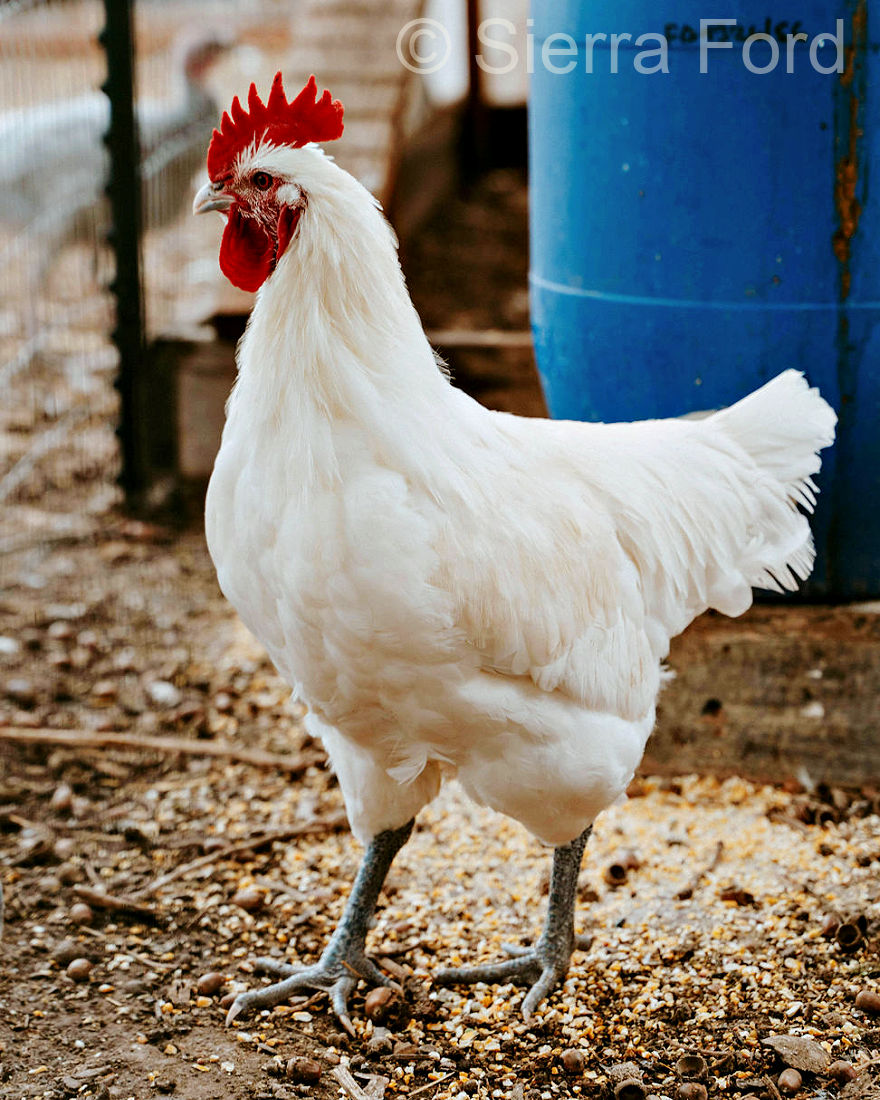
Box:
193 180 233 216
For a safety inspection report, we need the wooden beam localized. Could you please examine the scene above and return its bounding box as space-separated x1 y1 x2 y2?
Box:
426 329 533 349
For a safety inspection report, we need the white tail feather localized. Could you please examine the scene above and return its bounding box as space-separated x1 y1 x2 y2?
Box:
712 370 837 513
709 370 837 597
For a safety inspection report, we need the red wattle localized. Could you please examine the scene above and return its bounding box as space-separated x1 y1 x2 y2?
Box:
276 205 301 264
219 207 275 292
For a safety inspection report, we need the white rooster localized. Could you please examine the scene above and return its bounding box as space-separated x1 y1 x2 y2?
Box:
194 75 837 1031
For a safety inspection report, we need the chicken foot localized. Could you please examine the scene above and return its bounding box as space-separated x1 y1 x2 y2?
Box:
225 818 414 1033
435 825 592 1019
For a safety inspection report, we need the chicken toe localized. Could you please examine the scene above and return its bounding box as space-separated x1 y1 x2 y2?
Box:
224 951 377 1033
224 819 414 1031
435 826 592 1019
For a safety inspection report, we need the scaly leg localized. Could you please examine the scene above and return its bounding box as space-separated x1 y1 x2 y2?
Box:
435 825 592 1019
226 818 414 1034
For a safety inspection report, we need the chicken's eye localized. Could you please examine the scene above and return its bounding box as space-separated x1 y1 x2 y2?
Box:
253 171 273 191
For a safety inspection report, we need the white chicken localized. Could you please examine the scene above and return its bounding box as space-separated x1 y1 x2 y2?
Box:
194 74 837 1031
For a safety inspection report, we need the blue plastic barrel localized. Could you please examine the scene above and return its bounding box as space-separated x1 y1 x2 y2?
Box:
529 1 879 598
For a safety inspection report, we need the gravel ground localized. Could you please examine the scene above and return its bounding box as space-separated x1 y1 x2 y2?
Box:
1 599 880 1100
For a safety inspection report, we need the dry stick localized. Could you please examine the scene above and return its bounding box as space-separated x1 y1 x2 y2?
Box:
376 955 411 982
762 1075 784 1100
72 884 157 919
364 1075 389 1100
332 1066 372 1100
134 813 349 898
251 876 308 903
0 726 325 773
405 1074 454 1098
674 839 724 900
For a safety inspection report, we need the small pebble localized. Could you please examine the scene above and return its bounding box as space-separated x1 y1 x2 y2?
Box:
146 680 183 708
196 972 226 997
778 1069 802 1095
48 620 76 640
364 986 396 1022
57 861 82 885
855 989 880 1015
120 978 151 995
676 1085 707 1100
71 794 91 818
0 636 21 655
214 691 235 712
219 992 237 1010
66 958 92 982
91 680 118 702
54 837 76 861
69 646 93 669
560 1048 585 1075
286 1057 322 1085
5 677 35 706
828 1061 857 1084
367 1026 393 1054
231 887 264 912
50 783 73 812
69 902 94 926
53 939 83 966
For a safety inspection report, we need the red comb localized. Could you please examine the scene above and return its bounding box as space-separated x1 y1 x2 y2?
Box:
207 73 344 179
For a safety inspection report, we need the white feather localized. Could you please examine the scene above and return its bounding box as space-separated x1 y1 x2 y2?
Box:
206 144 837 847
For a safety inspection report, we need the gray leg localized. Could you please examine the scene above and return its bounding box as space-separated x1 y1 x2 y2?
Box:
226 818 414 1033
435 825 592 1019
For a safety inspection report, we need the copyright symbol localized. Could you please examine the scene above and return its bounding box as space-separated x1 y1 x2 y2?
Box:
396 18 452 75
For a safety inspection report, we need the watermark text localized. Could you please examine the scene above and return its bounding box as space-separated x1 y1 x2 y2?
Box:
396 17 845 77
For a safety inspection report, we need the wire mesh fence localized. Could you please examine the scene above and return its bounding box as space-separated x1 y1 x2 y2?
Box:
0 0 419 538
0 0 116 516
0 0 297 528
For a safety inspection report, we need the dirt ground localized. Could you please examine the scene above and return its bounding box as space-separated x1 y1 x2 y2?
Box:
1 142 879 1100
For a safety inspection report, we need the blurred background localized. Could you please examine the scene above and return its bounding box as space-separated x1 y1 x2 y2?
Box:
0 0 536 532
